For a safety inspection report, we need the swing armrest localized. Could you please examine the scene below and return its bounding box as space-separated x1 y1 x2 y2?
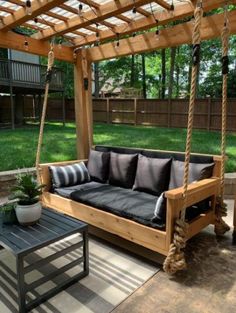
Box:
165 177 220 203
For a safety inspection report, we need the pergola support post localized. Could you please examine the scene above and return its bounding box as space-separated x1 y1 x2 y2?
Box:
74 50 93 160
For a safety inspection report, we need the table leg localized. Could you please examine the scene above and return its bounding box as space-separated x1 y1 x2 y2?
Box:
16 255 26 313
83 229 89 275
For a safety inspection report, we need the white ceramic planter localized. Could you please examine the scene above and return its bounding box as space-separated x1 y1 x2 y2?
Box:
15 202 42 226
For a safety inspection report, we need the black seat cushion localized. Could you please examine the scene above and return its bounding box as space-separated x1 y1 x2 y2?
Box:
87 149 110 183
133 155 171 196
54 181 105 198
109 152 138 188
70 185 209 230
169 160 215 190
71 185 165 229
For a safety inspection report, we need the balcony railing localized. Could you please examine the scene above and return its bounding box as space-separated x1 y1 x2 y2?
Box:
0 59 64 90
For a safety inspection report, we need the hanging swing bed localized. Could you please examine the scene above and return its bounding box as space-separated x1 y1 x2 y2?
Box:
38 1 231 274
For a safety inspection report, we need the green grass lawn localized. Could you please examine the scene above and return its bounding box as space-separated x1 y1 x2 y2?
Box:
0 122 236 172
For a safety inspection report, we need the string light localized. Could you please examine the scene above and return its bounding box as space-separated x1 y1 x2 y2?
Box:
169 0 174 16
132 7 137 14
58 40 62 49
24 40 29 51
25 0 32 15
115 33 120 48
155 27 160 41
96 23 100 44
78 2 83 16
34 17 38 24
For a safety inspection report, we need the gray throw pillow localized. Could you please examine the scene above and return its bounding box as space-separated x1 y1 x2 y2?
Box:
153 192 166 221
133 155 172 196
87 149 110 183
168 160 215 190
49 162 90 188
109 152 138 188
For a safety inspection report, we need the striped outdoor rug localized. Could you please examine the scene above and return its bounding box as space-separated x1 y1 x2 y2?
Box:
0 236 159 313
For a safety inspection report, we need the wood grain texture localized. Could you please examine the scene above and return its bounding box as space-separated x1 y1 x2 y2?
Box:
86 10 236 61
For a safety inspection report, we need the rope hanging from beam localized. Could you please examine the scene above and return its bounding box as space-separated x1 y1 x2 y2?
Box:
35 42 55 182
163 0 203 275
214 4 230 236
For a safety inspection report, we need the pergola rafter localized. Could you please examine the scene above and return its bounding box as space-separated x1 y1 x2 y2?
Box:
73 0 230 47
86 10 236 62
31 0 162 40
0 0 235 63
0 0 67 31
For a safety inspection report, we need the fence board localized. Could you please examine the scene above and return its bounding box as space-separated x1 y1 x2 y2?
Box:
1 96 236 131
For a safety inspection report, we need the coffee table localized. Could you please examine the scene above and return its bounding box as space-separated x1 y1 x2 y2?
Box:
0 207 89 313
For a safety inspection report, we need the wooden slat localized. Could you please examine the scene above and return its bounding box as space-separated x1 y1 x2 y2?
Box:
42 192 168 255
165 178 220 201
154 0 172 10
86 9 236 61
0 0 67 31
73 0 231 47
32 0 155 40
0 30 74 62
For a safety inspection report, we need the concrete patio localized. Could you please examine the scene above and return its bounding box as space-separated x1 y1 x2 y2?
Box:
1 195 235 313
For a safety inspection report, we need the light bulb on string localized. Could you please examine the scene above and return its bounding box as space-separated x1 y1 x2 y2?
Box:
25 0 32 16
132 7 137 15
78 2 83 16
58 40 62 50
24 40 29 51
95 23 100 45
155 28 160 41
115 33 120 49
169 0 174 17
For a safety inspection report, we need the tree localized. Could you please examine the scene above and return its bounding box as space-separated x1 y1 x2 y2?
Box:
141 54 147 99
168 47 176 99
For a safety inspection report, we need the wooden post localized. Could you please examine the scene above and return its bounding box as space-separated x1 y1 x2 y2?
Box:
62 91 66 127
106 98 110 124
207 96 211 131
167 99 171 128
74 49 93 159
134 98 137 126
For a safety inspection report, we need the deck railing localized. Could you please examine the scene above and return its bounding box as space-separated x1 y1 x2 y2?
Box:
0 59 64 90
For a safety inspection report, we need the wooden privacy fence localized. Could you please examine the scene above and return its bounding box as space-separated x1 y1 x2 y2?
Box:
93 98 236 131
0 96 236 131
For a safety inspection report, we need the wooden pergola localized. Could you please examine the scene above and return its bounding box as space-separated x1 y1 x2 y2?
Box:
0 0 236 158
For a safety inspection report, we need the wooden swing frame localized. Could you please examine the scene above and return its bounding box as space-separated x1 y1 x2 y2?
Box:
39 151 222 257
0 0 234 258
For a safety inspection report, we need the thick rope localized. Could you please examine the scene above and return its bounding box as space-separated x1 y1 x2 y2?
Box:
35 44 55 182
215 8 230 236
164 2 203 274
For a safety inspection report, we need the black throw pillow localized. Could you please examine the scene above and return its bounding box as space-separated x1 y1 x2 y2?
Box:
109 152 138 188
87 149 110 183
169 160 215 190
133 155 172 196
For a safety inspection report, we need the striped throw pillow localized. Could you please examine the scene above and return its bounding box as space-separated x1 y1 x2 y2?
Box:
49 162 90 188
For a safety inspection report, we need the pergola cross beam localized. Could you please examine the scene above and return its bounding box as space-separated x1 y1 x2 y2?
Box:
85 10 236 62
0 0 66 31
32 0 163 40
73 0 230 47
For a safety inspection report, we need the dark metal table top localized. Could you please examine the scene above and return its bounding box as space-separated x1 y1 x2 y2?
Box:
0 208 87 256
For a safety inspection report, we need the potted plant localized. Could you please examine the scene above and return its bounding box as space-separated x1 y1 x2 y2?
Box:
0 202 17 226
9 173 45 226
